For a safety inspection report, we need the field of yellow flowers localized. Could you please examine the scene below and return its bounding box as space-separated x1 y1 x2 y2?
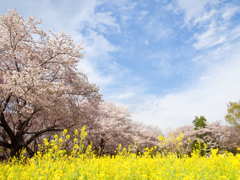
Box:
1 127 240 180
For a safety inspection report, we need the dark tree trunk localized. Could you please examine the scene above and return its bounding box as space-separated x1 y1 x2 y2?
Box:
10 141 22 159
99 138 105 156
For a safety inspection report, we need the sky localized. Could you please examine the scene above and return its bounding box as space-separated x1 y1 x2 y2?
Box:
1 0 240 132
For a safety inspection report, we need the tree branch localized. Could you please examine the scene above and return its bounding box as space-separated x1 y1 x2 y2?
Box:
1 93 12 112
16 107 41 137
0 94 15 141
24 126 63 146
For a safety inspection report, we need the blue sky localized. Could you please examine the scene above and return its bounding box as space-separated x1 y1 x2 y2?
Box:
1 0 240 132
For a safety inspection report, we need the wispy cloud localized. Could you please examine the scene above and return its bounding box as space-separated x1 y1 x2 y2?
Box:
193 21 227 49
175 0 240 51
137 10 149 20
121 2 138 10
222 5 240 21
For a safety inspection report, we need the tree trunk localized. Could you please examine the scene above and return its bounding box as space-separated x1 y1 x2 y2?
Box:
99 138 105 156
10 141 21 159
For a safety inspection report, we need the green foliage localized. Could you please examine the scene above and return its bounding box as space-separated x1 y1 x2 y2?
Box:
225 100 240 131
191 140 206 156
192 116 207 130
192 116 207 156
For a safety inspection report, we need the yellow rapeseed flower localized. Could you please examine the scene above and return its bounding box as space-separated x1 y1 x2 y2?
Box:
1 129 240 180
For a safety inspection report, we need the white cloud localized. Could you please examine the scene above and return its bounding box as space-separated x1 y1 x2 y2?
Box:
193 21 227 49
79 12 120 33
144 39 149 45
137 10 149 20
193 9 217 25
177 1 240 29
140 10 149 16
121 15 132 22
165 4 173 11
176 0 205 21
121 2 137 10
83 30 118 60
175 0 240 51
77 59 114 86
148 52 174 76
144 19 173 41
230 25 240 40
192 10 240 50
222 6 239 21
117 92 135 100
1 0 120 37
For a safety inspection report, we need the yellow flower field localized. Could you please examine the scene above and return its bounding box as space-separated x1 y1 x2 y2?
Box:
1 127 240 180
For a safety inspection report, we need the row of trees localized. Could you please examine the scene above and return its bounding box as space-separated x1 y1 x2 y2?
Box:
162 102 240 156
158 101 240 156
166 118 240 156
0 10 239 158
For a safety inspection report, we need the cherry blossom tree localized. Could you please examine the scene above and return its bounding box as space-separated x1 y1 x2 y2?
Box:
131 122 161 154
75 101 134 156
65 101 161 156
0 10 102 157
